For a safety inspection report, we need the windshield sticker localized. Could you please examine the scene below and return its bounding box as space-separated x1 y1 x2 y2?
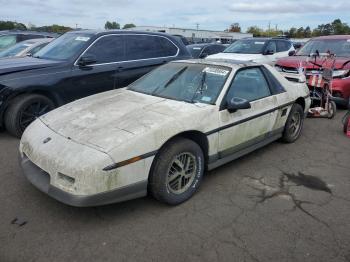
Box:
201 96 212 102
75 36 90 42
193 47 202 50
255 42 265 45
203 67 229 76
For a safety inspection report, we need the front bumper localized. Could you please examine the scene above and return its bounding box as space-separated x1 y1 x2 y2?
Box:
19 153 147 207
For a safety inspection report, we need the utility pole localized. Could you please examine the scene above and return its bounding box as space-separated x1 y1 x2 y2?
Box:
268 21 271 37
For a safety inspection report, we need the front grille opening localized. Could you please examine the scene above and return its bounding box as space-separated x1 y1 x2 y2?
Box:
58 173 75 186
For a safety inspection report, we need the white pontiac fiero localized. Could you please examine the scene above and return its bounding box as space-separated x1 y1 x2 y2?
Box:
19 59 310 206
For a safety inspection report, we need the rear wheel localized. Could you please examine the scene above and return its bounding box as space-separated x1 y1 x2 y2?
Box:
5 94 55 138
344 114 350 134
281 103 304 143
327 101 337 119
149 138 204 205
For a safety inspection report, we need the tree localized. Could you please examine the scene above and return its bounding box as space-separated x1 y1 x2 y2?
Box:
296 27 305 38
123 23 136 29
104 21 120 30
33 24 72 34
0 20 27 30
247 26 263 37
304 26 312 38
228 23 241 33
332 19 350 34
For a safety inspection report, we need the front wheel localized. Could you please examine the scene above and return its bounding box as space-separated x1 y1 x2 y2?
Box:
149 138 204 205
4 94 55 138
281 103 304 143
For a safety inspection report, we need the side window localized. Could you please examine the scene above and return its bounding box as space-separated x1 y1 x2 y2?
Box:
158 37 178 57
215 45 226 53
0 35 17 50
203 46 215 55
226 67 271 102
125 35 177 60
84 35 125 64
265 41 277 53
276 40 291 52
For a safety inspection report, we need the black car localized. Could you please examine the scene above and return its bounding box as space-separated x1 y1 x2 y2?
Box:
187 43 226 58
0 30 191 137
0 31 55 52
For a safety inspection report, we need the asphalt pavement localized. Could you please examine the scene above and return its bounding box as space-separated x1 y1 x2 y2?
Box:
0 112 350 262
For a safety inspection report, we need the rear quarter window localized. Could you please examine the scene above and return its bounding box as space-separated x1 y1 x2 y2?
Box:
125 35 177 60
277 40 292 52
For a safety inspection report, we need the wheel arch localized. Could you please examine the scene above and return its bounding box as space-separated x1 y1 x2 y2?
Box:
295 97 305 111
1 89 62 127
148 130 209 185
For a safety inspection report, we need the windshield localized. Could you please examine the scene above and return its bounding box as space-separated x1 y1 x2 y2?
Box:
0 41 32 58
0 35 17 51
223 39 266 54
128 62 231 104
297 39 350 57
34 33 92 60
187 46 203 58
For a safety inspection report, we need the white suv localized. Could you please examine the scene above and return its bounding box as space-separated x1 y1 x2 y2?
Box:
207 38 295 65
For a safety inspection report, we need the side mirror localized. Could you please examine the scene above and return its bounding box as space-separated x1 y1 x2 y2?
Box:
227 97 251 113
78 55 97 66
199 52 208 59
288 50 296 56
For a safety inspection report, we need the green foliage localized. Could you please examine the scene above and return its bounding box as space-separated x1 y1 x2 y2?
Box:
104 21 120 30
0 21 27 30
33 24 72 34
123 23 136 29
246 26 282 37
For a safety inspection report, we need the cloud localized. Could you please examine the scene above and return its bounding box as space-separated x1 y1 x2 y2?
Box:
229 0 348 14
0 0 348 31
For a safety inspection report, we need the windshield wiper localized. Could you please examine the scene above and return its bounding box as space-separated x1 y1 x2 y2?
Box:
151 66 188 95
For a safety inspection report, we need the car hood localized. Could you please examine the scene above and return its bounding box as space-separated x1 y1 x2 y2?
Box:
40 89 208 152
207 52 264 62
276 55 350 70
0 56 63 76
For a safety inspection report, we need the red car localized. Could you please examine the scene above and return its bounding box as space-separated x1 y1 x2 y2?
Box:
276 35 350 107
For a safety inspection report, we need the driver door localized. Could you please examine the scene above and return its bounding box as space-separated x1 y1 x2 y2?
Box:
218 67 279 158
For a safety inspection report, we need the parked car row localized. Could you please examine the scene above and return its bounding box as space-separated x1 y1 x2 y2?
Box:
0 30 56 52
0 38 53 58
1 29 349 207
275 35 350 107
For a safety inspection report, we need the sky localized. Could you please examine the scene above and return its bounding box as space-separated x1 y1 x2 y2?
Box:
0 0 349 32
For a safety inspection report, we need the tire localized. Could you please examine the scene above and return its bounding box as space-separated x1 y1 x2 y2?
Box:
4 94 55 138
344 114 350 134
327 101 337 119
281 103 304 143
149 138 205 205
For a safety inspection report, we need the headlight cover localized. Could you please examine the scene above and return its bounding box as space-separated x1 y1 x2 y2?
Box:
275 65 283 72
